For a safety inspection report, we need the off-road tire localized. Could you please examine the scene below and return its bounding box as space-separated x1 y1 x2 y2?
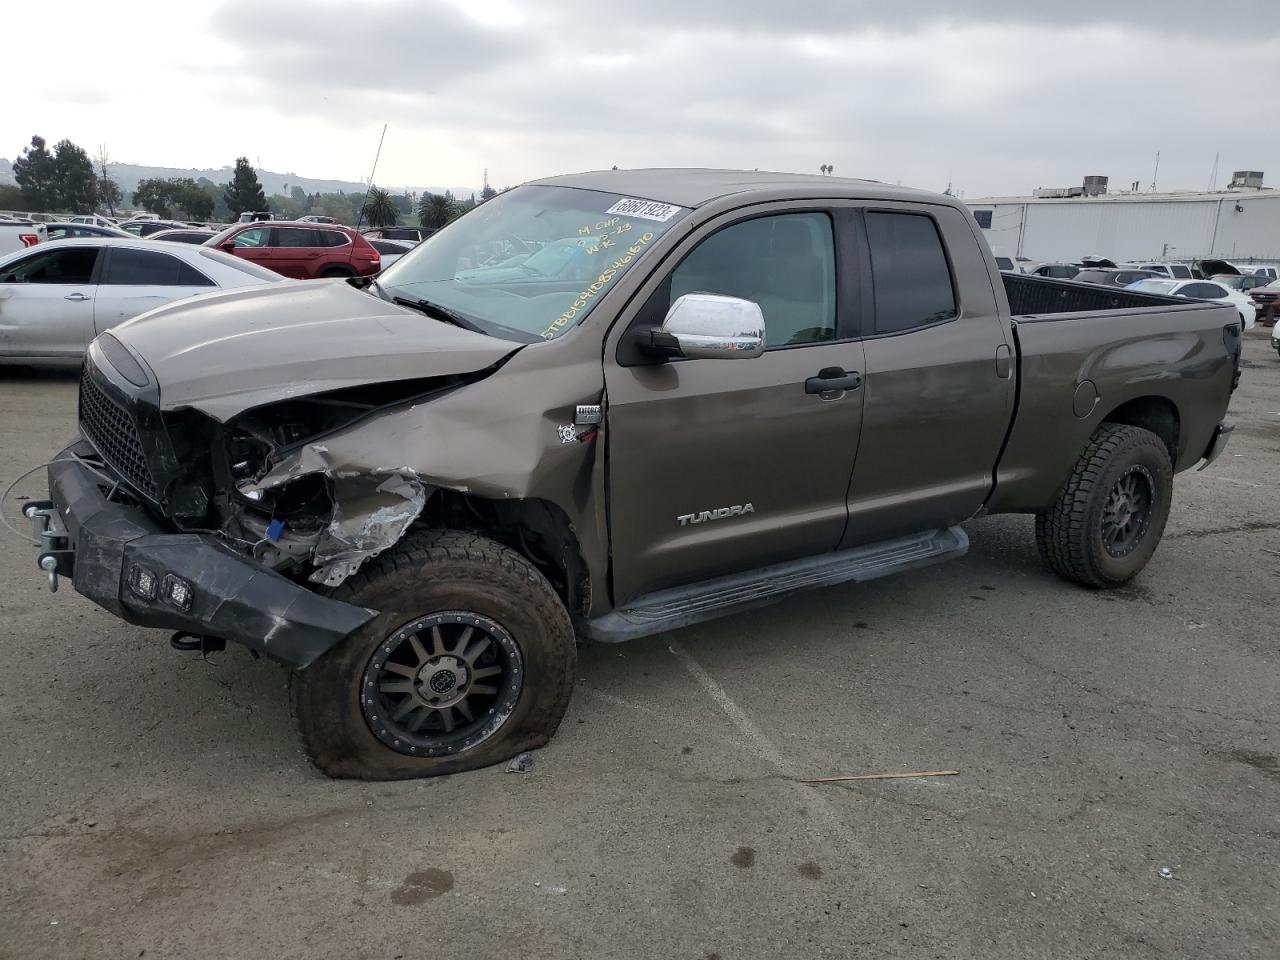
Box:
1035 424 1173 588
290 530 575 779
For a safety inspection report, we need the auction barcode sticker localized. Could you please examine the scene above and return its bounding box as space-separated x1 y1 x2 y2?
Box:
606 198 684 222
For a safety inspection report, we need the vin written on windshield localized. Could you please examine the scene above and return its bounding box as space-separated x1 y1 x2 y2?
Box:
374 185 687 342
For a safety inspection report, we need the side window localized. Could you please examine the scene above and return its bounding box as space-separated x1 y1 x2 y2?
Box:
1169 265 1192 278
233 227 269 248
275 227 319 247
104 248 191 285
973 210 993 229
0 247 98 284
865 212 957 334
316 230 351 247
667 212 837 348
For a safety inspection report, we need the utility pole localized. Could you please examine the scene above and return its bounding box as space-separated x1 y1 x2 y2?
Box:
1149 151 1160 193
1207 151 1219 192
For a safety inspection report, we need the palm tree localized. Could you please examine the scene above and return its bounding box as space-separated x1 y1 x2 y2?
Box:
361 186 397 228
417 191 457 229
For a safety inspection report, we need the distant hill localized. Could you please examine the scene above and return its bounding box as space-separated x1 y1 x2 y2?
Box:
0 157 479 200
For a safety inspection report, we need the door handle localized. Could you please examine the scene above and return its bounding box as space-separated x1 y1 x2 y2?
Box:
64 293 90 302
995 343 1012 379
805 367 863 395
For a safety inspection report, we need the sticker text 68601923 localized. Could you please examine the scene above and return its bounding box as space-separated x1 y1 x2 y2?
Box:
540 232 655 339
605 198 683 222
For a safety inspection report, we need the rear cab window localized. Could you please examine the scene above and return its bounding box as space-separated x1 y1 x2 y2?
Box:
865 211 957 334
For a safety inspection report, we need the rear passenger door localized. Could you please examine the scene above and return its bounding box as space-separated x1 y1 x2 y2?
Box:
840 206 1015 547
94 247 216 334
272 227 322 278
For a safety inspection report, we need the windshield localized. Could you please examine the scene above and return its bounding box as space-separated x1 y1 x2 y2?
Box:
1128 279 1179 294
376 185 687 340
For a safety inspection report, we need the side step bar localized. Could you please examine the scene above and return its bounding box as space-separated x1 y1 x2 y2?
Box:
585 526 969 643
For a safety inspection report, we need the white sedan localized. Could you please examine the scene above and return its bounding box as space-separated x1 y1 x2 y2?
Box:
369 238 417 269
0 238 281 367
1126 278 1256 331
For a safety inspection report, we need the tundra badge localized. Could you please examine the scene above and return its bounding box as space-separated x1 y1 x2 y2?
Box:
677 504 755 527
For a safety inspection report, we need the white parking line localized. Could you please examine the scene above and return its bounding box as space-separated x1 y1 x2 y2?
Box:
667 640 856 844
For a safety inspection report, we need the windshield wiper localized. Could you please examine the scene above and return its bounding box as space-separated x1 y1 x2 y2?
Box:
392 295 486 334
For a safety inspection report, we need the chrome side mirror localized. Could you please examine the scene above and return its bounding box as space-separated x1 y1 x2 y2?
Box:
657 293 765 360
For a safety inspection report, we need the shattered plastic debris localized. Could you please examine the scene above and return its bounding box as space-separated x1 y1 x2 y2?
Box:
506 751 534 773
1158 866 1174 879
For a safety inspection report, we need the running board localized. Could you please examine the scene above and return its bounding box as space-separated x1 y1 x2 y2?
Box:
586 526 969 643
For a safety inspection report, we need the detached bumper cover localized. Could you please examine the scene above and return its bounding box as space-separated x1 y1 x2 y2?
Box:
39 441 374 667
1197 421 1233 471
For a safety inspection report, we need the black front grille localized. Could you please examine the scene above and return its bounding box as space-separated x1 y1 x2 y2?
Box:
79 366 158 498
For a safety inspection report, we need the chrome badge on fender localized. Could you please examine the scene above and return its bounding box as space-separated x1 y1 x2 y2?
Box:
677 504 755 527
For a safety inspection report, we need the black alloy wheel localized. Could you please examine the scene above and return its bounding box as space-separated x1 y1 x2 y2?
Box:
361 611 522 757
1099 465 1154 558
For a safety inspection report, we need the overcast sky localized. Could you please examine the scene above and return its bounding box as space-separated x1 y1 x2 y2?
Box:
6 0 1278 197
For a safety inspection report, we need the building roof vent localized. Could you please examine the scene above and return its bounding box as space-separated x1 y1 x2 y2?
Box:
1082 175 1108 197
1229 171 1264 190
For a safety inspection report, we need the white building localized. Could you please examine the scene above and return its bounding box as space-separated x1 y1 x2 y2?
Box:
968 184 1280 267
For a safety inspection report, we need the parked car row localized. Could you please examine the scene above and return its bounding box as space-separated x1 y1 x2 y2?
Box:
0 239 281 366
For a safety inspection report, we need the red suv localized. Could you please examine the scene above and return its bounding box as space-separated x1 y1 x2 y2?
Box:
204 222 380 279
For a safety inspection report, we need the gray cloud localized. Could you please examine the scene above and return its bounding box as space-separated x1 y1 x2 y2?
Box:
210 0 524 93
205 1 1280 197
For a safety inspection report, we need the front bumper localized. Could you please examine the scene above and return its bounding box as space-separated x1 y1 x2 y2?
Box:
31 440 374 667
1196 421 1233 472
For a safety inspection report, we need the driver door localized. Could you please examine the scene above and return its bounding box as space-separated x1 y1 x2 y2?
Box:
604 207 866 604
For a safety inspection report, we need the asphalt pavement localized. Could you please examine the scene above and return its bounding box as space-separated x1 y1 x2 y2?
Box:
1 332 1277 959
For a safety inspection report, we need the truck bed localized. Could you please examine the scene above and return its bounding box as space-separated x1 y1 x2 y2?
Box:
1003 272 1180 317
987 272 1239 514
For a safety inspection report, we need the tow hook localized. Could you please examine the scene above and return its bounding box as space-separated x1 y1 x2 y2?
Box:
25 501 70 593
39 554 59 592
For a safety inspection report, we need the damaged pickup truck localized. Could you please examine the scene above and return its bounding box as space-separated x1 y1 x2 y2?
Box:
27 169 1240 779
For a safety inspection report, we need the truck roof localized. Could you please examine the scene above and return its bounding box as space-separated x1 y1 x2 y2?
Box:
531 167 941 209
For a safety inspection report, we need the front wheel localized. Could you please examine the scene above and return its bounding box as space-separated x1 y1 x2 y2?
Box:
290 531 576 779
1035 424 1174 588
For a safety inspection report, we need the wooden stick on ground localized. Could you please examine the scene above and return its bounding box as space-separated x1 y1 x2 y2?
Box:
799 770 959 784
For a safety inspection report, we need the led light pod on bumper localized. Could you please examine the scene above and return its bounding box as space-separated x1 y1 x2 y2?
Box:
43 443 375 667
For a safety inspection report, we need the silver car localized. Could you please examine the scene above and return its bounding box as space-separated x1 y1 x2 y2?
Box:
0 238 282 367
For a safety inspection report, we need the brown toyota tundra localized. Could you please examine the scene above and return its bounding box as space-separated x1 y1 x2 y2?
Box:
26 170 1240 779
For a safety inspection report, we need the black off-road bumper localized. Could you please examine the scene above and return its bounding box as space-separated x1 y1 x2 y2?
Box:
29 441 374 667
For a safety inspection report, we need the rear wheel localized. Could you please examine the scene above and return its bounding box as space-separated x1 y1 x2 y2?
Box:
290 531 576 779
1035 424 1174 588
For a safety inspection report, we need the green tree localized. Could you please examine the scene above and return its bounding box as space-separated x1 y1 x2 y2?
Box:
417 191 457 229
133 178 174 218
314 193 351 223
361 186 398 227
12 135 57 211
133 177 215 220
0 184 23 210
197 177 231 221
97 176 122 216
268 192 306 219
480 183 497 202
50 140 98 213
223 157 267 216
290 185 306 204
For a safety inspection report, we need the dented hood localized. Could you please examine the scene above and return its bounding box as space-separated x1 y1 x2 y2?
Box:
108 279 519 420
